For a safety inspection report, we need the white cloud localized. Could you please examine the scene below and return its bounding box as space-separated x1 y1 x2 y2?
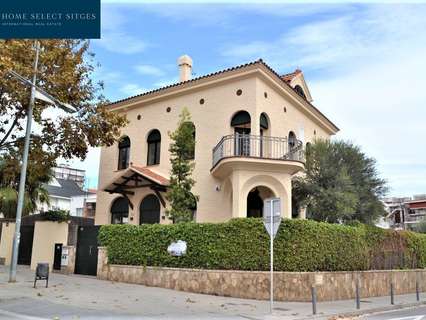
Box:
305 7 426 196
153 77 179 88
95 5 150 54
135 64 165 77
120 83 148 96
95 32 149 54
222 5 426 73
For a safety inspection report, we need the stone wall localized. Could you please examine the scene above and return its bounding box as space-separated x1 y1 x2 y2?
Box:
97 247 426 302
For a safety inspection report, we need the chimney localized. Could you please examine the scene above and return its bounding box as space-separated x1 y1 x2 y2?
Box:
178 55 193 82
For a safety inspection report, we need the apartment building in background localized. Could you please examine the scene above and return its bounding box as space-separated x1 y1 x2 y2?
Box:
36 165 96 218
383 195 426 230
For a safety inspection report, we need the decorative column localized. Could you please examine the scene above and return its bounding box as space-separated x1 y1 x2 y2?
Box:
231 171 245 218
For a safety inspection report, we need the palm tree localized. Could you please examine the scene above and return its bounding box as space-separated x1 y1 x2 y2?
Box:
0 144 52 219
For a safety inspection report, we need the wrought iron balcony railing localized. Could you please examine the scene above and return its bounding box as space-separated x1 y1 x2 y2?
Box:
212 134 305 168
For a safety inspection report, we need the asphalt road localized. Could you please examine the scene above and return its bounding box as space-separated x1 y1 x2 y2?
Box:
363 306 426 320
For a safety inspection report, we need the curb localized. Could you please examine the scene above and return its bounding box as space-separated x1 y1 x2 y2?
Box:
322 300 426 319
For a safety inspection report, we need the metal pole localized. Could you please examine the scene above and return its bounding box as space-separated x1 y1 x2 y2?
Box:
416 280 420 301
270 201 273 314
311 286 317 315
9 40 40 283
390 282 394 305
355 281 361 310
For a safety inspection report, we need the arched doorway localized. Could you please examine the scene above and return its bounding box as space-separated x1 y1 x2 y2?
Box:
140 194 160 224
231 111 251 156
247 186 275 218
111 197 129 224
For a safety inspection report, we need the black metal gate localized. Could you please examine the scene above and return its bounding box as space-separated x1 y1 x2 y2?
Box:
18 226 34 265
75 226 100 276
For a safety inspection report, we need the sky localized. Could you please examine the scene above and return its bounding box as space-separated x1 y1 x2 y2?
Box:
68 1 426 197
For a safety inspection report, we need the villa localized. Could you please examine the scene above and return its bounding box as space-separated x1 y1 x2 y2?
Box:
95 56 338 225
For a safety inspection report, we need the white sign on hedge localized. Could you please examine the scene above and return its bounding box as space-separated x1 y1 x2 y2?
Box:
167 240 187 257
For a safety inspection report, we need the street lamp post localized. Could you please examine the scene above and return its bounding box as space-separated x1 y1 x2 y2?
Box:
9 41 40 283
7 41 76 282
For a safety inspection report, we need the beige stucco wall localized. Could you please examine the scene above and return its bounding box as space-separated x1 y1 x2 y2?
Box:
30 221 68 271
96 68 335 225
0 222 15 265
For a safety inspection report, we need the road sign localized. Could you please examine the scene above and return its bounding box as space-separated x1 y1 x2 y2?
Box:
263 197 281 314
263 198 281 238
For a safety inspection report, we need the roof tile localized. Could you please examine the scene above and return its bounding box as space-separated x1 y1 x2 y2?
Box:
130 165 170 186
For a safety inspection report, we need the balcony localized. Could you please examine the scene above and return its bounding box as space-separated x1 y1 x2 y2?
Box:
211 134 305 177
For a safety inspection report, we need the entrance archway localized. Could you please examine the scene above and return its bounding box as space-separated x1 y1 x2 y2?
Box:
247 186 275 218
139 194 160 224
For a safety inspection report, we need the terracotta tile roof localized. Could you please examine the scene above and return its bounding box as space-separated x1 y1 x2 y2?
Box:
130 165 170 186
108 59 339 132
109 59 264 106
281 69 302 83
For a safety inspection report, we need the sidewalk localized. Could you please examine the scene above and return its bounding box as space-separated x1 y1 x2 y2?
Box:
0 265 424 319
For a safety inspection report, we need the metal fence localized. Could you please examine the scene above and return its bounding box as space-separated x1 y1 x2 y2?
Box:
369 251 419 270
212 134 305 167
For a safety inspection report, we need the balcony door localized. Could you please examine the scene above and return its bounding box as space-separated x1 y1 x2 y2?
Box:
234 127 251 156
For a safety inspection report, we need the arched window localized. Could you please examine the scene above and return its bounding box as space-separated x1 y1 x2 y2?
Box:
182 122 196 160
111 197 129 224
139 194 160 224
294 85 306 99
260 113 269 130
259 113 269 157
118 136 130 170
147 130 161 165
288 131 297 150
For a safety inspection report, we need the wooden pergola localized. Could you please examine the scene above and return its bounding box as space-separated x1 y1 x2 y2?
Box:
104 165 169 209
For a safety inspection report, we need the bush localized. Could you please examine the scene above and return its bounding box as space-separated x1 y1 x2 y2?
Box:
98 218 426 272
39 209 70 222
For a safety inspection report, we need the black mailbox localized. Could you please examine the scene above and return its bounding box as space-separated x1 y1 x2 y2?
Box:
34 263 49 288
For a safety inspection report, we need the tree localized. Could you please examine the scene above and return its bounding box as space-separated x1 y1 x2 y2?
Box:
0 40 127 160
0 137 53 218
166 108 198 223
293 139 387 224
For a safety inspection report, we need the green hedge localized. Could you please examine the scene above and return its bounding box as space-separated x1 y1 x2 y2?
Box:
98 218 426 272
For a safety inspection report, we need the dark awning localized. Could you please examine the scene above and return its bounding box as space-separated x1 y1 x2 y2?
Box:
231 111 251 126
